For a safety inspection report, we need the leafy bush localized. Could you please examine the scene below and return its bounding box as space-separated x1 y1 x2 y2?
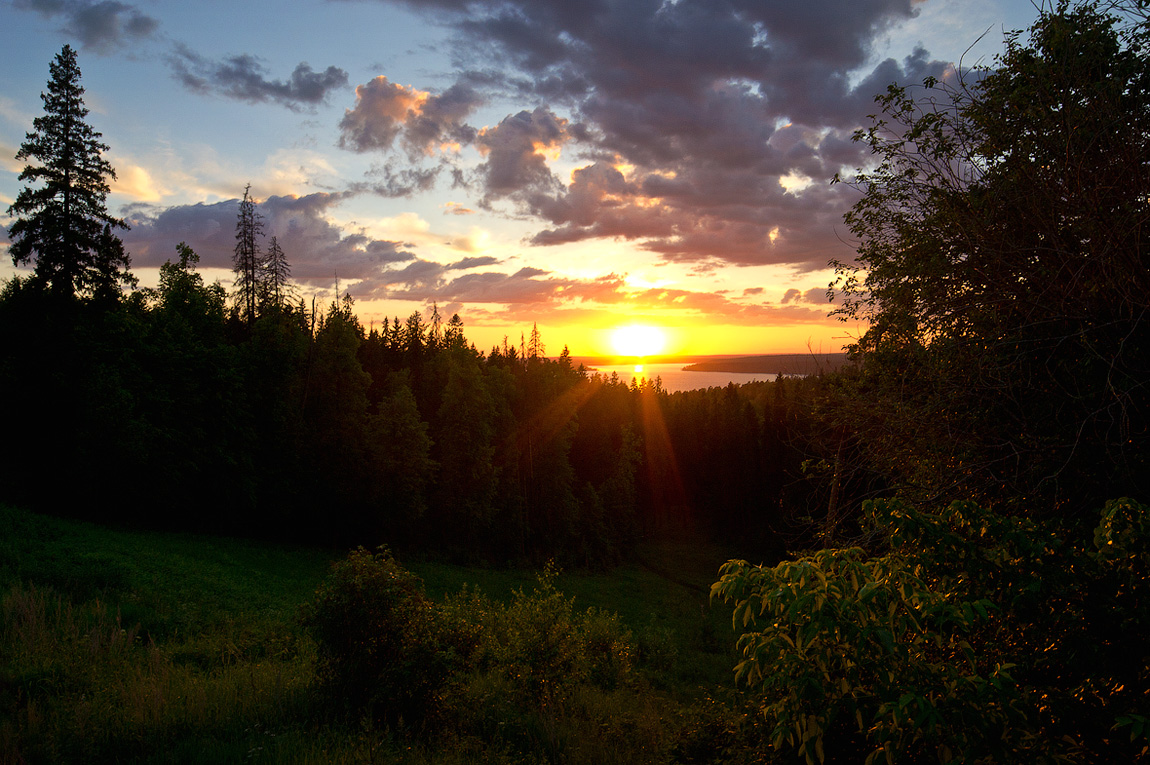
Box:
712 498 1150 764
300 546 470 727
464 563 636 707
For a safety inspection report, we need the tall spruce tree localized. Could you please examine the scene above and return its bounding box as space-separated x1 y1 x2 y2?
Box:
233 183 264 323
263 234 292 310
6 44 133 298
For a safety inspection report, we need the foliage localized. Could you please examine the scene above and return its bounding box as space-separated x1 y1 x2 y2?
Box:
830 2 1150 509
6 44 133 299
713 497 1150 764
300 546 469 727
460 564 636 706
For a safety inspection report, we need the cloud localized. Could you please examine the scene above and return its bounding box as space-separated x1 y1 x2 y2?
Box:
382 264 592 304
1 143 24 175
170 46 348 110
14 0 159 53
108 161 165 202
447 256 500 270
341 0 951 270
782 286 831 304
356 164 441 198
356 253 834 328
444 226 491 253
475 106 569 205
338 76 481 156
120 191 414 289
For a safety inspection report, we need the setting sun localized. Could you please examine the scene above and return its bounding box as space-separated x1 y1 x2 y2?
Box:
610 325 666 358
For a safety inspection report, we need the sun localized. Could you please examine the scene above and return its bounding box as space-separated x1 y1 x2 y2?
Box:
610 325 666 358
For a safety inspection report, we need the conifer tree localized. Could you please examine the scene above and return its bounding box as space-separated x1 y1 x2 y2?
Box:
428 303 443 350
445 313 466 349
233 183 264 323
263 234 293 310
528 322 544 360
6 44 133 298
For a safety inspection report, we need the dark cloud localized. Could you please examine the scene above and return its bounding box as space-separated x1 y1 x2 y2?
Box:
339 0 952 269
355 164 441 198
170 46 348 110
782 286 832 304
14 0 159 53
802 286 831 304
383 265 601 305
120 191 414 289
447 256 500 270
475 106 568 204
743 287 764 296
339 76 482 156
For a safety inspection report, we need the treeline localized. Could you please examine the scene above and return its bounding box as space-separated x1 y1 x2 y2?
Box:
0 252 840 562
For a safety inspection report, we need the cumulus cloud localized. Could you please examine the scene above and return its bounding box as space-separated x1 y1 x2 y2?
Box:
170 46 348 110
475 106 569 205
339 0 951 270
339 76 481 156
120 191 414 289
14 0 159 53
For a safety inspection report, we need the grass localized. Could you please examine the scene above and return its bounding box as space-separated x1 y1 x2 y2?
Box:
0 505 759 763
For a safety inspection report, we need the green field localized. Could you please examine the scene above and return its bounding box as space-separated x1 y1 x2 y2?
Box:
1 505 760 764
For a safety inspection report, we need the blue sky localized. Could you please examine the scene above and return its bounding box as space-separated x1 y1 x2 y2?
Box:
0 0 1040 355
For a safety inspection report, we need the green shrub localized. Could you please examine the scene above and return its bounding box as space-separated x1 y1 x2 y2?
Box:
470 563 635 708
712 498 1150 764
300 546 468 727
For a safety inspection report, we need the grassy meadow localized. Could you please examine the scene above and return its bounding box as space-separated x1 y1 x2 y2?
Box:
1 505 762 764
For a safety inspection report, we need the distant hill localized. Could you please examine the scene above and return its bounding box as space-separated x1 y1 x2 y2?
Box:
681 353 850 375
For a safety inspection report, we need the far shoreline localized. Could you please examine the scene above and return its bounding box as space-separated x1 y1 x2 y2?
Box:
571 353 850 376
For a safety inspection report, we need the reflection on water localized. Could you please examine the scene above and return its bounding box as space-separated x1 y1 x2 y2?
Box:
589 363 777 393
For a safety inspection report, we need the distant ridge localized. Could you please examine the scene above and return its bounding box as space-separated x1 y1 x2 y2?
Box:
681 353 849 376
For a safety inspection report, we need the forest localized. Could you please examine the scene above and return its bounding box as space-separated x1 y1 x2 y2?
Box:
2 2 1149 763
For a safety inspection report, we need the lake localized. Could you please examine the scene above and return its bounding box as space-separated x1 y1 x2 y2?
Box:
586 363 778 393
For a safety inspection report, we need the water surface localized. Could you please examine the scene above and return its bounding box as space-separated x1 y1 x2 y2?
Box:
587 363 777 393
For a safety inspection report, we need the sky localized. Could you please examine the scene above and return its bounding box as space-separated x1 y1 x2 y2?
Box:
0 0 1040 357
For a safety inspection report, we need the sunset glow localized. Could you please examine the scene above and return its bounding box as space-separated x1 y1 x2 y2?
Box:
610 325 666 358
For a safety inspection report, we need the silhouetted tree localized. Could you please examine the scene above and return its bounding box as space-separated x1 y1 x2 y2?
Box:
831 3 1150 511
263 234 293 310
528 322 544 360
233 183 264 323
7 44 133 298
